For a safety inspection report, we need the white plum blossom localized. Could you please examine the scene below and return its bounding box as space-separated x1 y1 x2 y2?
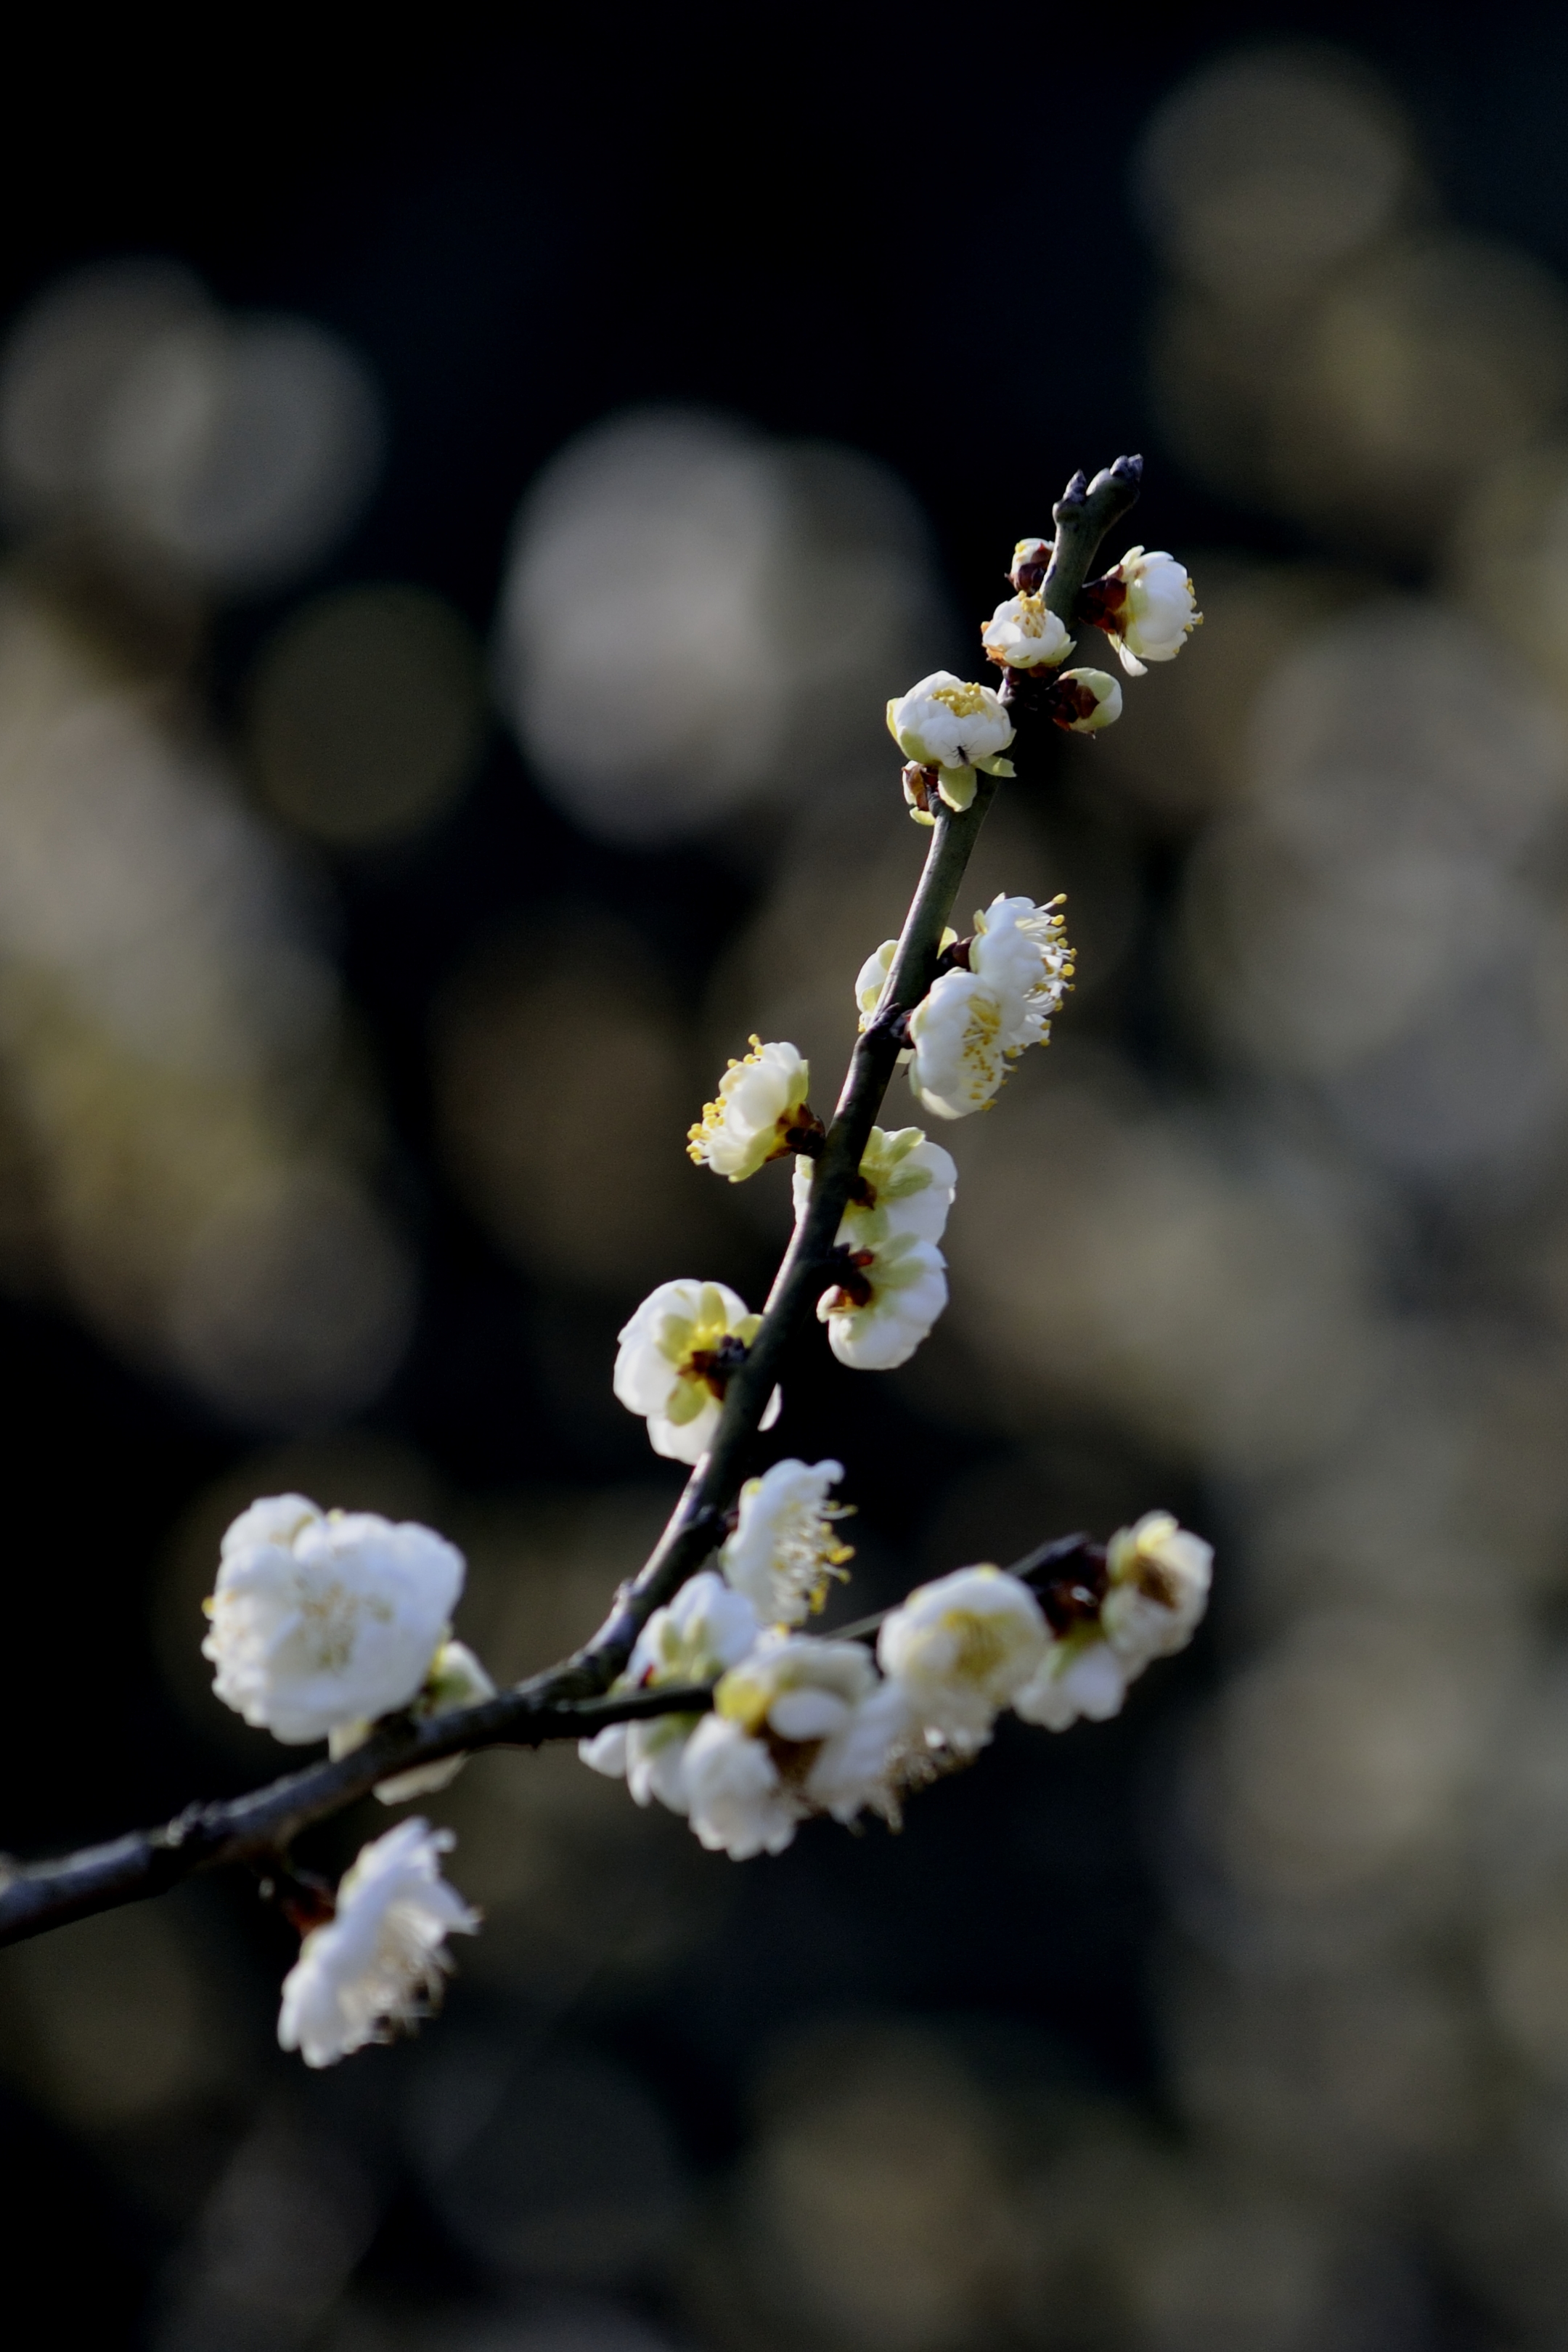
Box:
719 1457 854 1625
1050 668 1123 732
684 1633 888 1857
1103 1510 1212 1674
1009 535 1051 589
203 1497 465 1746
330 1640 497 1805
613 1279 780 1463
794 1124 957 1250
1090 547 1201 676
688 1037 812 1181
886 672 1015 813
981 592 1071 670
579 1569 760 1812
817 1231 947 1370
854 932 955 1035
277 1818 479 2068
805 1677 915 1825
1013 1513 1212 1732
908 893 1074 1120
878 1565 1048 1751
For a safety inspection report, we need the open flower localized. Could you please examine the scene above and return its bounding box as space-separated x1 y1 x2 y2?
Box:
720 1457 854 1625
203 1497 465 1746
1014 1512 1212 1732
981 593 1071 670
794 1125 957 1250
817 1231 947 1370
886 672 1015 813
878 1565 1048 1751
613 1279 780 1463
330 1637 497 1804
1009 537 1052 592
688 1038 813 1181
1083 548 1200 676
579 1569 760 1812
907 893 1074 1120
277 1818 479 2068
684 1633 884 1857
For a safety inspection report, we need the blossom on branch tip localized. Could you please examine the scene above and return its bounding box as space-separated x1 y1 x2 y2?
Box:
817 1230 947 1370
878 1565 1048 1752
1081 548 1200 677
794 1124 957 1250
688 1038 814 1181
579 1568 761 1812
613 1279 780 1463
1013 1513 1211 1732
277 1818 478 2068
720 1457 854 1625
203 1497 465 1746
981 593 1071 670
330 1640 497 1805
886 672 1015 813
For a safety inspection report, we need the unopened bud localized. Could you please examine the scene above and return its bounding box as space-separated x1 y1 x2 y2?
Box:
1044 668 1122 733
1008 537 1053 594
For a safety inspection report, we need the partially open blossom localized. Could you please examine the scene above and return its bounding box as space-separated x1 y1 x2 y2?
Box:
720 1457 854 1625
688 1038 813 1181
330 1638 497 1804
579 1569 760 1812
1014 1513 1211 1732
794 1125 957 1250
1047 668 1122 733
854 933 955 1033
277 1818 479 2068
1102 1510 1212 1673
981 593 1071 670
804 1677 915 1824
684 1633 885 1857
203 1497 464 1746
613 1279 780 1463
1009 537 1052 593
878 1565 1048 1751
1082 547 1200 676
886 672 1015 812
817 1231 947 1370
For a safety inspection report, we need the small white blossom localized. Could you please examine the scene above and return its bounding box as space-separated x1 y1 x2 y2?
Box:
804 1678 915 1824
981 593 1071 670
613 1279 780 1463
817 1232 947 1370
1050 668 1123 732
886 672 1015 813
277 1818 479 2068
720 1457 854 1625
685 1633 882 1857
1093 548 1201 676
1103 1510 1212 1675
688 1037 812 1181
907 894 1074 1121
579 1569 761 1812
203 1498 465 1746
793 1125 957 1250
330 1638 498 1804
1013 1636 1130 1732
854 932 955 1035
878 1565 1048 1751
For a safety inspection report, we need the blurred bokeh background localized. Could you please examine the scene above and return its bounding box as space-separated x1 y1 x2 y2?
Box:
9 9 1568 2345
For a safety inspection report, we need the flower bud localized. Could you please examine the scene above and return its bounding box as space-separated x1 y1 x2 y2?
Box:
1045 668 1122 733
1008 537 1052 594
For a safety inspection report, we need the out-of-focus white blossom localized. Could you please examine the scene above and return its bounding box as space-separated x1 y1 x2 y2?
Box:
719 1457 854 1625
1050 668 1124 732
878 1565 1048 1750
804 1677 914 1824
330 1640 497 1805
277 1818 478 2068
793 1124 957 1252
613 1279 780 1462
981 593 1071 670
579 1568 760 1812
203 1497 464 1746
1013 1513 1211 1731
688 1036 812 1181
886 672 1015 812
1089 547 1201 676
907 893 1074 1120
1103 1510 1212 1672
684 1632 887 1856
817 1232 947 1369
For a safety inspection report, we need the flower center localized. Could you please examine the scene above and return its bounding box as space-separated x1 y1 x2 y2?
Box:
930 682 988 720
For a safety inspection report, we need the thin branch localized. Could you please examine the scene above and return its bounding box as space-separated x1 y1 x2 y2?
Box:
0 460 1143 1955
